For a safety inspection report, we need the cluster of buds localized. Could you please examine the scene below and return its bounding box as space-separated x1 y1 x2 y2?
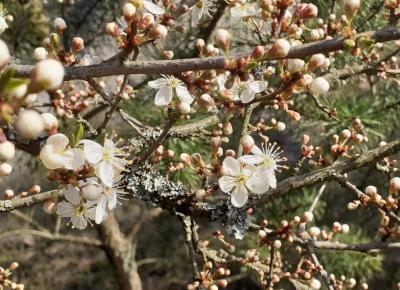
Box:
52 85 92 118
2 185 41 200
196 38 220 57
329 275 368 290
187 262 229 290
330 120 368 158
41 18 85 65
254 118 286 134
300 134 323 163
0 262 24 290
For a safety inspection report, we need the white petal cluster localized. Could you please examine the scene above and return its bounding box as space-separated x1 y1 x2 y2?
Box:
141 0 165 15
218 157 269 208
40 133 85 170
239 143 285 190
217 73 267 103
148 75 194 107
0 16 8 34
56 186 96 230
80 138 129 187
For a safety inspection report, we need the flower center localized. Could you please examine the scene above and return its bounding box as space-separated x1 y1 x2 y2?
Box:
74 204 86 217
236 174 248 185
263 156 274 168
167 78 179 88
103 150 112 161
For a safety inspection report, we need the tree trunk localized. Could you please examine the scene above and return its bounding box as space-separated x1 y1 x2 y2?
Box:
97 212 142 290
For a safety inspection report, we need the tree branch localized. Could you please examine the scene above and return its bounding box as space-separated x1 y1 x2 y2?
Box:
12 27 400 80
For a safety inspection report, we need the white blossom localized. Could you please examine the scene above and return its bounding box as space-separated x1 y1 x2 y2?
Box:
56 186 96 230
218 157 269 207
217 73 267 103
239 143 285 189
148 75 194 106
80 139 129 187
230 2 259 19
95 179 126 224
0 16 8 34
191 0 211 26
14 110 45 140
142 0 165 15
40 133 85 170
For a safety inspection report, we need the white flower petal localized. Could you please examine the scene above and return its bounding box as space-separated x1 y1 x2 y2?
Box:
95 196 106 224
143 0 165 15
246 172 269 194
56 201 74 217
231 184 248 208
222 157 241 177
148 78 168 89
239 154 264 165
176 85 194 104
86 207 97 220
240 88 256 103
46 133 69 151
108 191 117 210
71 215 87 230
64 186 81 204
250 81 267 93
62 148 86 170
39 144 65 169
103 139 115 153
154 85 173 106
98 161 114 187
251 145 264 156
81 140 103 164
218 176 237 193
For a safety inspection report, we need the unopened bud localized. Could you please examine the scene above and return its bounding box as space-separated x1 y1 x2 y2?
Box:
214 29 231 52
149 24 168 40
71 37 84 53
123 3 136 22
241 135 254 153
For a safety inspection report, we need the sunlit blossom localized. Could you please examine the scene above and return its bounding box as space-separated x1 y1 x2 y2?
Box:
148 75 194 106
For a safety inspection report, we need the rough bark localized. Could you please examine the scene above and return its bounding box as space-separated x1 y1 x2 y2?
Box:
97 212 142 290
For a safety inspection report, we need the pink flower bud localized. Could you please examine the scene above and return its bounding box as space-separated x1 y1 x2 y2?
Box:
251 45 265 59
177 101 191 114
149 24 168 39
198 94 215 112
105 22 120 37
240 135 254 153
214 29 231 52
0 163 12 176
340 0 361 18
123 3 136 22
308 54 326 70
54 17 67 33
139 13 155 29
0 40 10 70
267 39 291 58
389 177 400 194
294 3 318 19
0 140 15 162
71 37 84 53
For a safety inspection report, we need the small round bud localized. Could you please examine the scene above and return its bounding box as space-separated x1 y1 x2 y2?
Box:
341 223 350 234
30 59 65 92
177 101 191 114
41 113 59 131
196 38 205 51
276 122 286 131
310 278 321 289
303 211 314 222
43 197 58 214
308 54 326 70
309 77 329 96
241 135 254 154
198 94 215 112
267 39 291 58
365 185 377 197
4 189 14 199
341 129 352 139
0 162 12 176
54 17 67 33
0 39 10 69
273 240 282 249
258 230 267 239
149 24 168 39
123 3 136 22
309 226 321 238
287 58 305 73
33 47 48 61
180 153 191 166
105 22 120 37
82 183 101 201
389 177 400 194
340 0 361 18
0 141 15 162
15 110 45 140
294 3 318 19
214 29 231 52
71 37 84 53
162 50 174 59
